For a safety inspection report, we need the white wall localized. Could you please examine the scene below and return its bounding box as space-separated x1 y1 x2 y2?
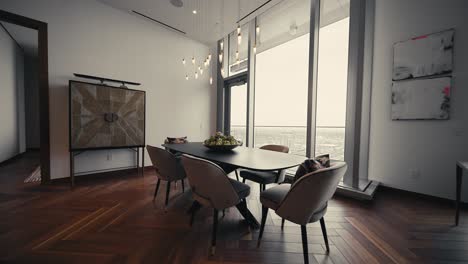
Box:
0 0 217 178
369 0 468 201
0 25 25 162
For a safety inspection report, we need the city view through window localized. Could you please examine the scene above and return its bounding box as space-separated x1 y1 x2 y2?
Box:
230 18 349 161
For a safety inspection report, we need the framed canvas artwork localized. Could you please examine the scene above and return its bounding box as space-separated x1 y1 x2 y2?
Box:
393 29 454 81
391 77 451 120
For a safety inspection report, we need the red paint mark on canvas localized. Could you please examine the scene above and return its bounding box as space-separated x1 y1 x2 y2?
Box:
412 35 428 40
443 86 451 96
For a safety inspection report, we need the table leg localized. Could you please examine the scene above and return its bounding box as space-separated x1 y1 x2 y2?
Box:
236 199 259 229
142 147 145 176
456 164 462 226
70 152 75 188
136 148 140 175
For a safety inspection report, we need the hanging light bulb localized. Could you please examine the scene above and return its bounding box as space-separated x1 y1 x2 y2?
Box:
198 65 201 71
237 32 242 45
220 68 225 78
210 77 213 85
253 45 257 54
208 54 212 61
220 41 224 50
256 25 260 35
185 74 189 80
235 50 239 60
237 24 241 34
195 71 198 79
182 58 186 65
200 68 204 75
192 57 195 64
219 53 223 63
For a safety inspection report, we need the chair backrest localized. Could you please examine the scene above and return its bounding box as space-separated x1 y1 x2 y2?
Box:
276 162 347 225
146 145 185 181
260 144 289 182
181 155 240 210
260 144 289 153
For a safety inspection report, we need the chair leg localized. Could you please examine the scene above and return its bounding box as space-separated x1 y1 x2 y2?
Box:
320 217 330 252
181 179 185 193
259 184 263 194
211 208 219 255
153 179 161 201
189 201 202 226
262 184 266 191
242 178 246 183
281 218 285 230
257 206 268 247
165 181 171 207
235 170 239 181
301 225 309 264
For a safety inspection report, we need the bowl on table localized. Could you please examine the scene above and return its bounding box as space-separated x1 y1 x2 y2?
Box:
203 132 242 152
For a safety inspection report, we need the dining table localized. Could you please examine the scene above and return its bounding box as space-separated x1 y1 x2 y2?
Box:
163 142 307 228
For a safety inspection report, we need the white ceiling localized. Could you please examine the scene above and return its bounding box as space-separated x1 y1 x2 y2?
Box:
1 22 38 57
98 0 282 45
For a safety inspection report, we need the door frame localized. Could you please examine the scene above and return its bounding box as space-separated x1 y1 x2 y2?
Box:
223 72 248 144
0 9 51 183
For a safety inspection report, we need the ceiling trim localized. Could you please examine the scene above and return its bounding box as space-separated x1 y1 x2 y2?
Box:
236 0 274 23
132 10 186 35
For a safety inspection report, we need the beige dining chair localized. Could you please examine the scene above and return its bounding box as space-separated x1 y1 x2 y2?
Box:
146 145 187 206
181 154 252 255
239 144 289 191
257 162 347 264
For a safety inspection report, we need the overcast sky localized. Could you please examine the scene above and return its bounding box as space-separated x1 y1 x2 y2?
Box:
231 18 349 128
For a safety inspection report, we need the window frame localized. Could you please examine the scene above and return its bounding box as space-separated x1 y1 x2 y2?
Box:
216 0 374 189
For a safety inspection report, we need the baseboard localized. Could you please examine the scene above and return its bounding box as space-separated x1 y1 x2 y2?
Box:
0 152 25 166
379 185 468 208
26 148 40 151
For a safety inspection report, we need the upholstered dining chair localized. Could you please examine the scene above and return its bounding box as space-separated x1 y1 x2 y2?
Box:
239 144 289 191
146 145 187 206
181 155 252 255
257 162 347 264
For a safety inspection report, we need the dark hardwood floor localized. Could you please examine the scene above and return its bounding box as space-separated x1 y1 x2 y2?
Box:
0 152 467 263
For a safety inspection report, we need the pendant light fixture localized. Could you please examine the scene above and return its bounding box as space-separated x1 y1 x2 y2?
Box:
235 0 241 63
182 0 212 84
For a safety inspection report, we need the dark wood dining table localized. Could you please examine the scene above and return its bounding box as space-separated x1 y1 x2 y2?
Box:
163 142 307 228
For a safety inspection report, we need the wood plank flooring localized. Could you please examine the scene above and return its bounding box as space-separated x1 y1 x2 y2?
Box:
0 152 467 263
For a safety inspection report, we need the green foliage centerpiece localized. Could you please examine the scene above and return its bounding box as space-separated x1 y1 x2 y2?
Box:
203 132 242 151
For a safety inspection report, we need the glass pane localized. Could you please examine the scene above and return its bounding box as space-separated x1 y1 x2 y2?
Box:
254 33 309 158
315 0 350 160
230 83 247 143
257 0 311 54
228 24 249 76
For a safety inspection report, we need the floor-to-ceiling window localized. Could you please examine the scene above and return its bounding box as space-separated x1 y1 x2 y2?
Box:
315 0 350 160
220 0 350 164
253 0 311 157
254 34 309 156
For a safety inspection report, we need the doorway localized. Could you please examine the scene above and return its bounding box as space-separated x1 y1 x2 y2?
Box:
223 73 248 145
0 10 50 183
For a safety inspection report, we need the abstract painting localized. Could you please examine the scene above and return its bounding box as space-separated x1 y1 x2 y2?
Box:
70 81 145 150
393 29 454 81
391 77 451 120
